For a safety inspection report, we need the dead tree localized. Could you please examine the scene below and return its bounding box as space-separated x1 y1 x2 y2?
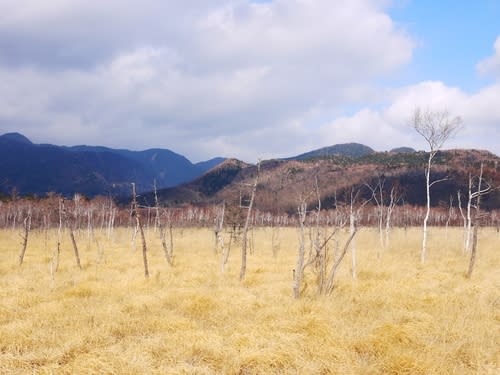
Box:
69 195 82 269
131 183 149 278
348 187 371 279
292 198 308 299
159 209 174 266
239 161 260 281
445 194 454 238
466 163 492 278
213 201 225 255
366 176 386 248
52 198 64 273
323 229 358 295
153 180 161 233
153 184 174 266
457 190 468 251
412 107 462 263
18 206 32 265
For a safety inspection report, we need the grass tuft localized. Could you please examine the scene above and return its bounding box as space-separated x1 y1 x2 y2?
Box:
0 227 498 373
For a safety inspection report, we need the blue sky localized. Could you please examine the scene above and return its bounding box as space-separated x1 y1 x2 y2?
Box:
389 0 500 91
0 0 499 161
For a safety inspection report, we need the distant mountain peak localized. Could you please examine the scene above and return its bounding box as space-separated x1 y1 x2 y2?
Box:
0 134 225 197
390 147 416 153
0 132 33 144
289 142 375 160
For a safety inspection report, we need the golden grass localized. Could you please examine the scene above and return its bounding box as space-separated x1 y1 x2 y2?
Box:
0 226 498 374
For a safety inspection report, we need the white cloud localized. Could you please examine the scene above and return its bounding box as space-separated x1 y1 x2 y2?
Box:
0 0 416 161
1 3 499 161
319 80 500 155
477 36 500 80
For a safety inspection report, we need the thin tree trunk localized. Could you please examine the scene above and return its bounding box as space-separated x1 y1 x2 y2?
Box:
325 229 358 295
139 221 149 277
350 210 357 278
293 201 307 299
70 229 82 269
466 163 488 278
421 160 431 263
466 220 479 278
18 212 31 265
240 162 260 281
131 183 149 278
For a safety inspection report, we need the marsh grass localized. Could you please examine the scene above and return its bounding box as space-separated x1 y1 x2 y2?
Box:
0 227 498 374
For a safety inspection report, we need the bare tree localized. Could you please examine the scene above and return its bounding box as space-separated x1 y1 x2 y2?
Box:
292 197 308 299
159 209 174 266
131 183 149 278
153 184 174 266
69 195 82 269
213 201 225 255
466 163 492 278
457 190 467 251
239 161 260 281
412 107 462 263
18 206 32 265
347 187 371 279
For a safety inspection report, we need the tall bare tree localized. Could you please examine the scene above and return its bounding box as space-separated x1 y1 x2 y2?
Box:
466 163 492 278
18 206 32 265
131 183 149 278
412 107 462 263
239 161 260 281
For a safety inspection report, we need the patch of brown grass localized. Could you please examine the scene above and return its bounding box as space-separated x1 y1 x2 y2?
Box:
0 226 498 374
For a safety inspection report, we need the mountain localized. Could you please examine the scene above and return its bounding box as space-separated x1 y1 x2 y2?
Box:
137 158 249 206
149 149 500 212
194 157 227 173
67 145 201 188
390 147 416 153
288 143 375 160
1 132 33 145
0 133 225 197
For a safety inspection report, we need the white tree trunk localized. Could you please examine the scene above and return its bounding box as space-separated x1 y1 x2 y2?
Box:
350 206 357 279
421 160 431 263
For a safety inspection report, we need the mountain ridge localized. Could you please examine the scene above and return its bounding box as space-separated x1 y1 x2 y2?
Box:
0 133 226 197
2 133 499 210
147 148 500 211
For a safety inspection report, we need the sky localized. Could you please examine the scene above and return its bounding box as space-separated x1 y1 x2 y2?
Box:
0 0 499 162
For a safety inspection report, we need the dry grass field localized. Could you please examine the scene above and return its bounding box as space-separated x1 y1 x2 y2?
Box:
0 226 498 374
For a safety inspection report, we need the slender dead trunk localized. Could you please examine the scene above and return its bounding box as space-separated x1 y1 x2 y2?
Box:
70 196 83 269
293 201 307 299
349 207 357 279
131 183 149 278
213 201 225 255
464 174 473 253
466 163 489 278
457 191 467 252
385 188 396 247
18 210 31 265
70 229 82 269
160 220 174 266
324 229 358 295
221 227 234 273
421 155 432 263
466 220 479 278
240 162 260 281
53 199 64 273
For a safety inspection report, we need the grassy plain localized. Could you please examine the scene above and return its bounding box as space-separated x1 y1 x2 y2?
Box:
0 226 499 374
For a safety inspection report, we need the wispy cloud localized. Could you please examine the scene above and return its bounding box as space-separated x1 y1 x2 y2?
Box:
0 1 498 160
477 36 500 80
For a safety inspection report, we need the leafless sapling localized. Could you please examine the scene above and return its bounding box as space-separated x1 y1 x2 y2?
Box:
18 206 32 265
239 160 260 281
466 163 493 278
131 183 149 278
